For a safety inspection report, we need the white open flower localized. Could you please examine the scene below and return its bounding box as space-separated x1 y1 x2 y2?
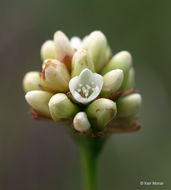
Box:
69 69 103 104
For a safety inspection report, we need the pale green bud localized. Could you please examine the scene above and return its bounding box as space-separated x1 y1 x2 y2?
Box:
40 40 57 61
101 51 132 76
48 93 79 122
23 71 42 92
25 90 53 117
71 49 95 77
82 31 108 72
54 31 74 70
86 98 117 130
101 69 124 95
116 93 142 117
41 59 70 92
73 112 91 132
121 67 135 90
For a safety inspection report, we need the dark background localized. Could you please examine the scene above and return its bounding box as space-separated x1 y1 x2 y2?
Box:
1 0 171 189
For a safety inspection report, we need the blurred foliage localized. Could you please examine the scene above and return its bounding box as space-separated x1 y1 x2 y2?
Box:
0 0 171 189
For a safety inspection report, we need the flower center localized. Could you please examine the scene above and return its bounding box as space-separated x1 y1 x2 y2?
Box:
76 82 95 98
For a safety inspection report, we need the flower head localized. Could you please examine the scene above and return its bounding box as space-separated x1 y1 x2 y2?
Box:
69 69 103 104
23 30 142 136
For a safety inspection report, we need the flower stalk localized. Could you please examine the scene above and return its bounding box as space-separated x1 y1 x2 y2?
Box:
74 135 106 190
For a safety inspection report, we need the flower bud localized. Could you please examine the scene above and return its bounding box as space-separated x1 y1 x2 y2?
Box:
86 98 117 130
71 49 95 77
41 59 70 92
105 45 112 60
48 93 79 122
70 36 82 50
101 69 124 95
73 112 91 132
23 71 42 92
82 35 89 45
25 90 53 117
54 31 74 70
101 51 132 76
121 67 135 90
40 40 57 61
82 31 108 72
116 93 142 117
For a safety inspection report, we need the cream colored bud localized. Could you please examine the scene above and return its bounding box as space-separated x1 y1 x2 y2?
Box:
86 98 117 130
101 69 124 95
70 36 82 50
48 93 79 122
25 90 53 117
41 59 70 92
73 112 91 132
54 31 74 69
40 40 57 61
117 93 142 117
23 71 42 92
82 31 108 72
71 49 95 77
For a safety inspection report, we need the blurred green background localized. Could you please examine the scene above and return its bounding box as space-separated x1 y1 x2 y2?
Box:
1 0 171 189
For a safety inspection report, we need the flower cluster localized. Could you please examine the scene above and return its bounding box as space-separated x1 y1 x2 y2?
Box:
23 30 142 137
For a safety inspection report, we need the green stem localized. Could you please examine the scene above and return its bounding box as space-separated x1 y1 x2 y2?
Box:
79 137 106 190
80 144 97 190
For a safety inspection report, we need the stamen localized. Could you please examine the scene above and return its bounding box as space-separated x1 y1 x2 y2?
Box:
77 83 96 98
86 84 91 89
82 87 86 92
86 89 89 94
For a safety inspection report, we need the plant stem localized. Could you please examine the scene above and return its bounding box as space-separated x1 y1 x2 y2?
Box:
80 144 97 190
79 137 105 190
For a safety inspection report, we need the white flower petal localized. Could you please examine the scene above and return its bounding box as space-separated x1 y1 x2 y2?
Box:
69 76 79 94
87 86 100 100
